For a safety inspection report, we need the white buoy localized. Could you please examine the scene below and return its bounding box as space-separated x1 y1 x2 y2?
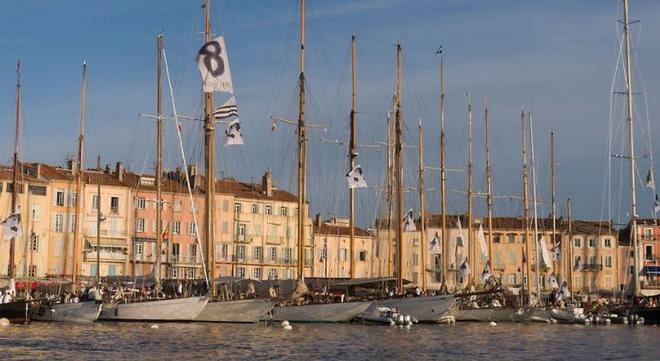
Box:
283 324 293 331
281 320 290 327
0 318 10 327
150 324 159 329
489 321 497 327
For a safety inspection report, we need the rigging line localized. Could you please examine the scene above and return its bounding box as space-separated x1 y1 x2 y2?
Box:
356 35 397 47
163 47 210 290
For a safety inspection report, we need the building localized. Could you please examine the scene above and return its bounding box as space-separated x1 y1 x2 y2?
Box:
618 219 660 296
569 220 618 295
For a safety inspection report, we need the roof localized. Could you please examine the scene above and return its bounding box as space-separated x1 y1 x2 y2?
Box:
217 178 297 203
313 222 371 237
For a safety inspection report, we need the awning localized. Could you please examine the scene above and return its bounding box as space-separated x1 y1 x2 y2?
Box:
643 265 660 275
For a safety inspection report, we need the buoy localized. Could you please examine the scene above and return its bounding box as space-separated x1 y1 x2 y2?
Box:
281 320 290 327
0 318 10 327
150 324 159 329
489 321 497 327
283 324 293 331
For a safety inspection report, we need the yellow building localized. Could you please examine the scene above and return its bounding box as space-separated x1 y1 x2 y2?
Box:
569 220 618 295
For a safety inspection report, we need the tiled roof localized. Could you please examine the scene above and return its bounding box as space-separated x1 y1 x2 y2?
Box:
216 178 297 203
313 222 371 237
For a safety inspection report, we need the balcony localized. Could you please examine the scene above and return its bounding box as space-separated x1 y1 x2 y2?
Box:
582 263 603 272
84 250 126 261
170 255 201 265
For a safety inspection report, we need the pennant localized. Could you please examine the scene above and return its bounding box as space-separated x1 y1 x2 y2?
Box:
555 281 571 302
429 232 441 254
345 165 368 189
647 168 655 190
197 36 234 93
0 213 21 241
403 209 416 232
654 194 660 215
478 224 488 259
547 273 559 289
224 119 244 146
481 264 492 283
214 96 238 119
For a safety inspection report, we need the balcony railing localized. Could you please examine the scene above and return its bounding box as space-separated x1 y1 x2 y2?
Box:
170 255 201 264
582 263 603 272
84 250 126 261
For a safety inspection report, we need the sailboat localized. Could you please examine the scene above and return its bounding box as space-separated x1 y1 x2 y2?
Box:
99 33 207 322
269 0 371 323
0 61 33 324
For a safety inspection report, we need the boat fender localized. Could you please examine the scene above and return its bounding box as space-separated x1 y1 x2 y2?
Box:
489 321 497 327
0 318 9 327
150 324 159 329
283 324 293 331
389 319 396 326
281 320 290 327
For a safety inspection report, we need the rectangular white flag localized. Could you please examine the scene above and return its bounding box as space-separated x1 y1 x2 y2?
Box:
346 165 367 189
403 209 417 232
197 36 234 93
224 119 244 146
0 213 22 241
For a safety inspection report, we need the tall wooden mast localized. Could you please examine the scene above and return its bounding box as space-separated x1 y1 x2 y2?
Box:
550 131 558 278
418 119 427 290
466 95 474 279
296 0 307 280
394 42 404 292
484 97 494 270
202 0 217 295
349 33 357 279
438 48 448 282
529 113 541 297
386 110 394 277
155 33 164 294
521 110 532 300
567 197 574 295
622 0 640 296
71 61 87 285
8 61 21 285
96 155 101 287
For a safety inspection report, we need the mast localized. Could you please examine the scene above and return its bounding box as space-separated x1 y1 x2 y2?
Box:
551 131 558 278
296 0 307 280
96 156 101 287
155 33 164 294
567 197 574 295
9 61 21 286
349 33 357 279
439 48 448 282
418 119 427 290
394 42 404 292
521 110 532 300
484 96 494 270
529 113 541 298
202 0 217 295
71 60 87 285
467 94 474 279
622 0 640 296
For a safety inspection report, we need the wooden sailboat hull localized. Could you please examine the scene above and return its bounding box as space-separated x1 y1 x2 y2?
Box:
0 300 31 324
194 299 274 323
364 295 455 323
455 307 530 322
271 301 372 323
32 301 101 323
99 296 208 322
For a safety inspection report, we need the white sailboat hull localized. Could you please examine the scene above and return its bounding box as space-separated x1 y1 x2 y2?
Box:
195 299 274 323
364 295 455 323
271 301 372 323
99 296 208 322
33 301 102 323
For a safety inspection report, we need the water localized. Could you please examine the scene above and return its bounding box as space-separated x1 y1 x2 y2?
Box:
2 322 658 360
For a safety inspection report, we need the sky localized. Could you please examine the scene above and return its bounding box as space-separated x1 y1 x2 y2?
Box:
1 0 660 228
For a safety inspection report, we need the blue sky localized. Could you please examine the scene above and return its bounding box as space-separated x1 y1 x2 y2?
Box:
1 0 659 227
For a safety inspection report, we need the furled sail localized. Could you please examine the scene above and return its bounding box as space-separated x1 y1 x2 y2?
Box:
478 224 488 259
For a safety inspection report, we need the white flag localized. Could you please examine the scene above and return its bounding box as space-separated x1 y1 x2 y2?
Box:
429 232 441 254
403 209 416 232
556 281 571 302
478 224 488 259
458 259 470 283
456 217 468 264
197 36 234 93
573 257 583 272
345 165 367 189
539 236 553 269
224 119 244 146
214 96 238 119
481 264 493 283
547 273 559 289
0 213 22 241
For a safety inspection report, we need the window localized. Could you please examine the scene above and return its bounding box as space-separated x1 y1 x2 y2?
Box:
253 246 263 261
284 247 293 264
268 268 278 280
646 245 654 261
280 207 288 217
508 273 517 285
604 238 612 248
285 269 293 279
28 265 37 278
222 221 229 234
185 268 195 279
236 245 246 260
220 244 228 261
237 267 246 278
265 205 272 215
70 192 77 207
188 222 197 235
644 228 652 240
507 233 516 244
605 256 612 268
107 265 116 276
55 214 64 232
339 248 348 261
253 267 262 279
189 244 198 262
30 234 39 252
110 197 119 214
588 255 596 266
237 224 246 241
358 250 367 262
136 197 146 209
588 239 596 248
574 256 582 269
31 205 41 221
92 195 100 210
573 238 581 248
170 267 178 279
172 243 180 261
412 253 419 266
319 247 328 261
136 218 145 233
493 233 501 243
135 243 144 260
269 247 277 262
172 221 181 235
68 215 76 232
234 203 242 213
252 204 259 214
304 248 312 266
222 200 229 212
174 201 182 212
55 190 65 206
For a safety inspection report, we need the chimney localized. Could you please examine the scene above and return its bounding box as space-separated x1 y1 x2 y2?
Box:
35 164 42 179
187 163 198 190
115 161 125 182
67 159 77 171
262 170 273 197
315 213 321 227
105 164 111 174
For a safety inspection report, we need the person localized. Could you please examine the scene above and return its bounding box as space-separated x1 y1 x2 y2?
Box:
414 287 422 297
177 282 183 296
247 282 256 299
268 285 277 299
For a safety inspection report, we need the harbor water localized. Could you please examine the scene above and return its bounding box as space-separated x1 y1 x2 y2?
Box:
2 322 658 360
